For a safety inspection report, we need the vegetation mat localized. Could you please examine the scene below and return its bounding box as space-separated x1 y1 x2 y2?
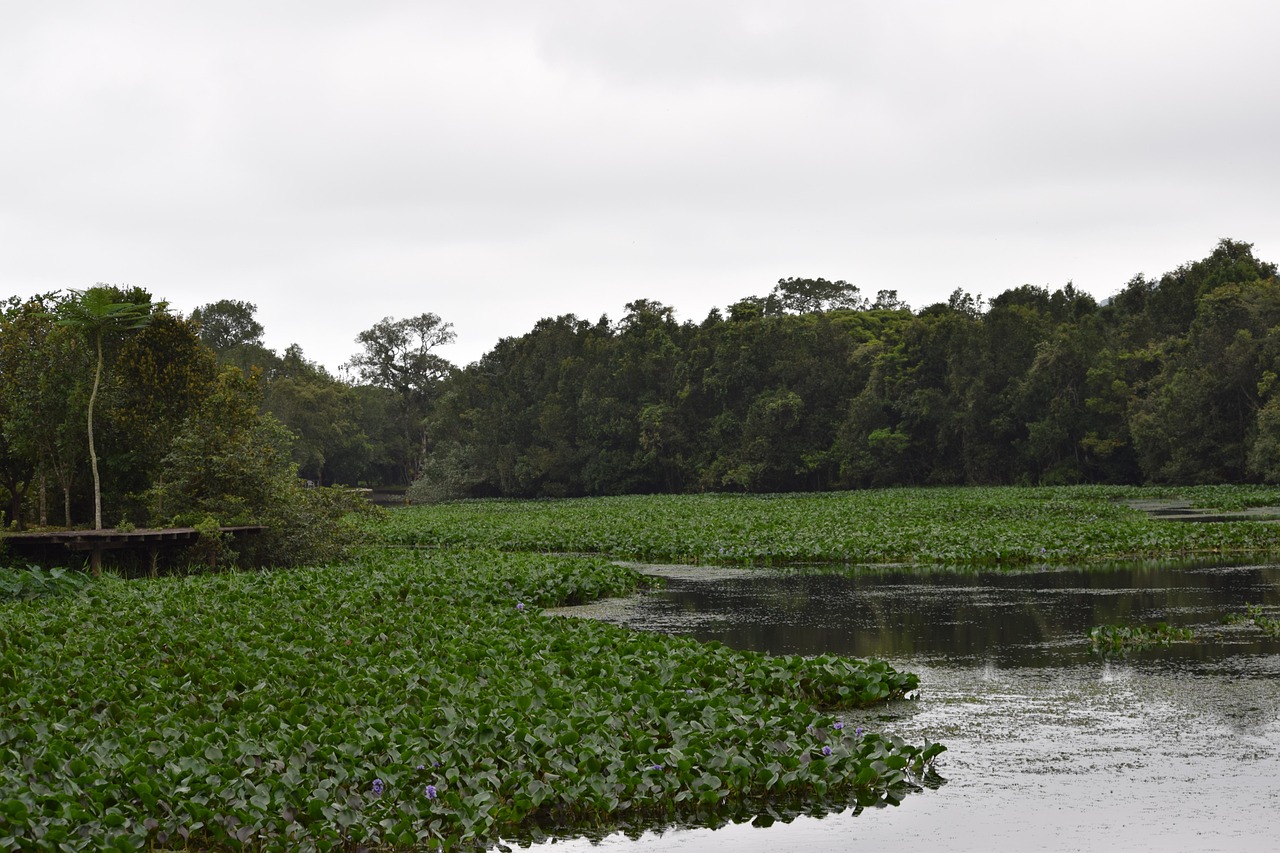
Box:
0 550 939 851
372 486 1280 566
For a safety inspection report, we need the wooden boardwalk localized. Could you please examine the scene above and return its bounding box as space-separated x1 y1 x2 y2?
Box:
3 526 264 575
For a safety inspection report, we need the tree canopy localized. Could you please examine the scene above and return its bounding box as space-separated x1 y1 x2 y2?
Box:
5 239 1280 537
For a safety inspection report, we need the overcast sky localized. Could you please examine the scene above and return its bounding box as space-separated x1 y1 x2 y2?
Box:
4 1 1279 371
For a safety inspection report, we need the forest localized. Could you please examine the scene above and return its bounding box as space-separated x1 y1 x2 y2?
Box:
2 238 1278 533
418 237 1280 498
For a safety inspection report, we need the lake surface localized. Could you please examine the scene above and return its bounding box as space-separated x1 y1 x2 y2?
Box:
533 560 1280 852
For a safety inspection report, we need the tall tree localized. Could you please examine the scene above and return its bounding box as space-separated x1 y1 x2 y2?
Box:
190 299 265 351
0 294 90 527
345 313 456 484
55 286 155 530
191 299 279 374
265 345 371 485
766 278 868 315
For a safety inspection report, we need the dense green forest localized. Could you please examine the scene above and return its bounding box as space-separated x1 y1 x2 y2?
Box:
2 238 1278 532
419 238 1280 498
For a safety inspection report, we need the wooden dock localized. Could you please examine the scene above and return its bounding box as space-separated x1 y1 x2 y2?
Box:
2 526 265 575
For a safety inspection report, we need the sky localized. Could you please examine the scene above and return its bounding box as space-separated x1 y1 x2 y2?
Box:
4 1 1279 372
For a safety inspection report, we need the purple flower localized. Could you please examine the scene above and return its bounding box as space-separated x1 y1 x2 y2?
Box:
833 721 844 730
516 602 525 611
425 784 438 800
371 779 384 796
854 725 864 738
651 764 664 771
417 764 425 771
822 746 832 757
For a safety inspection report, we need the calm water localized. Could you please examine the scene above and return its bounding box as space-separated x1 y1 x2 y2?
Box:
533 561 1280 852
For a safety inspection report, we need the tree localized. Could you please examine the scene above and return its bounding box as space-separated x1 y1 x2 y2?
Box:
190 299 265 351
1129 278 1280 482
0 295 90 527
345 314 456 484
107 312 220 515
149 366 371 566
191 299 279 374
149 367 295 526
264 345 371 485
0 296 51 528
55 286 156 530
766 278 868 315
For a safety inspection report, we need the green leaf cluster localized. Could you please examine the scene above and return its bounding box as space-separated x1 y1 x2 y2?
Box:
413 239 1280 498
0 549 937 850
1225 603 1280 637
0 565 91 602
1087 622 1195 655
370 486 1280 567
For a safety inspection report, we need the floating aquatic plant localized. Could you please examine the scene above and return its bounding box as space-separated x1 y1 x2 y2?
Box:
1088 622 1195 655
0 548 941 850
367 486 1280 568
1225 603 1280 637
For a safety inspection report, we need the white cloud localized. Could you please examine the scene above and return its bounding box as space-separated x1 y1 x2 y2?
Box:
3 1 1279 368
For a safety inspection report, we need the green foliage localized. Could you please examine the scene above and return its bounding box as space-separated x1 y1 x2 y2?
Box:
1088 622 1195 655
369 486 1280 567
55 286 158 531
263 346 371 486
415 239 1280 498
148 366 376 567
0 549 938 849
346 313 457 486
1225 604 1280 637
188 515 235 568
246 482 379 568
105 311 220 517
149 367 296 529
190 299 265 352
766 277 868 314
0 564 91 601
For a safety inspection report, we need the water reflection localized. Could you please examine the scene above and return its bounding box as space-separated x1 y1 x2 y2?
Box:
538 560 1280 852
616 561 1280 667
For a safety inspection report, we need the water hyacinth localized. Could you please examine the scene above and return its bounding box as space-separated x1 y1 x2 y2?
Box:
0 542 941 850
370 486 1280 567
822 746 833 757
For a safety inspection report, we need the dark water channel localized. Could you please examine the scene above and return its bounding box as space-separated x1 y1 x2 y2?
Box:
536 560 1280 852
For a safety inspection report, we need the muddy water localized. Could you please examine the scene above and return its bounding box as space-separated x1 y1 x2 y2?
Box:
536 561 1280 852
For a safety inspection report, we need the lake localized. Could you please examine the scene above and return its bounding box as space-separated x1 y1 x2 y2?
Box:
533 560 1280 852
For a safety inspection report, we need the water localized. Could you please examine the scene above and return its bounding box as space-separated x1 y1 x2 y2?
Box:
534 561 1280 852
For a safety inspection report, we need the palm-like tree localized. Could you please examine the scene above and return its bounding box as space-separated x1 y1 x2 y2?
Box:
56 287 154 530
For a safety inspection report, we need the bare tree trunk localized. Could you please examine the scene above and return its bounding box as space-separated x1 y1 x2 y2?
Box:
89 330 104 532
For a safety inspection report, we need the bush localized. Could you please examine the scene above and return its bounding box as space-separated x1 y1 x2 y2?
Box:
150 367 379 567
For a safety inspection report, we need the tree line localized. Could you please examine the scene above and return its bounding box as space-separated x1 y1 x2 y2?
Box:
416 238 1280 498
3 238 1278 537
